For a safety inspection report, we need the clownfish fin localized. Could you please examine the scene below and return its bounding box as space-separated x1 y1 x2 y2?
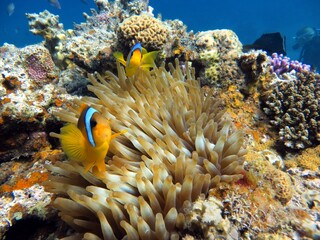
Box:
142 47 148 55
111 129 127 141
140 50 159 69
58 124 86 162
94 158 106 174
83 158 96 172
113 52 126 66
125 66 139 77
92 160 107 178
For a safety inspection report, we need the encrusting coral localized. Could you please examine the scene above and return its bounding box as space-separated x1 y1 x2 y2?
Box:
194 30 243 88
44 60 246 239
24 45 58 85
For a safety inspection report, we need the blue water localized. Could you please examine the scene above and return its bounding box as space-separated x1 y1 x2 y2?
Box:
1 0 320 59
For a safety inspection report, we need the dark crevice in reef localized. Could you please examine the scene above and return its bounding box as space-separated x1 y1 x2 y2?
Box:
3 216 70 240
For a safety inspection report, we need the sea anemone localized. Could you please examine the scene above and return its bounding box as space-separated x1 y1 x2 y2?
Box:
44 59 246 239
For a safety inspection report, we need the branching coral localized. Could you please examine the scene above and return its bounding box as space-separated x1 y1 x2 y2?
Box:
269 53 311 76
44 60 246 239
26 10 66 55
262 72 320 149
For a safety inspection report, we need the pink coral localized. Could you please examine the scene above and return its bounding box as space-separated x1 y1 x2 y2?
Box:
24 46 57 85
26 55 48 81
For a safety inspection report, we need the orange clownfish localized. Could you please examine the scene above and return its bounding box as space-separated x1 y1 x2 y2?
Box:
50 104 126 176
113 42 159 77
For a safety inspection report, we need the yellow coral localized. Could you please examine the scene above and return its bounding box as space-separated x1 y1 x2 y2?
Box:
204 65 218 81
199 49 220 83
288 146 320 171
247 156 293 204
220 85 244 109
265 168 293 204
199 49 219 61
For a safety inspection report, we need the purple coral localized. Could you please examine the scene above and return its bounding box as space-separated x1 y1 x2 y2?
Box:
26 55 48 81
269 53 311 75
95 13 111 24
24 46 57 85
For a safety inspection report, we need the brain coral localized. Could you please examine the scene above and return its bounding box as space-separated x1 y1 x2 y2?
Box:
262 72 320 149
118 14 169 50
44 60 246 239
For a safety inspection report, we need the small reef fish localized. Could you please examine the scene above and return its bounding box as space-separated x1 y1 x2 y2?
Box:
48 0 61 9
113 42 159 77
7 3 15 16
50 104 126 176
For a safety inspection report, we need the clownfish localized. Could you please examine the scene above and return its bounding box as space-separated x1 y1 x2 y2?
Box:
50 104 126 176
113 42 159 77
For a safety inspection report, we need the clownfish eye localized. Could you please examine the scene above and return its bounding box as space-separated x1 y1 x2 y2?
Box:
90 119 97 128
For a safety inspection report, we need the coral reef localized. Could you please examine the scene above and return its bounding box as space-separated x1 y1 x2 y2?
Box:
285 144 320 171
238 50 269 95
118 14 169 50
26 10 66 55
0 145 63 238
44 60 246 239
262 71 320 149
26 1 238 82
0 185 53 239
184 194 238 239
195 30 244 88
26 7 117 71
239 50 320 151
25 1 165 72
0 44 62 162
0 0 320 238
23 45 58 85
247 155 293 204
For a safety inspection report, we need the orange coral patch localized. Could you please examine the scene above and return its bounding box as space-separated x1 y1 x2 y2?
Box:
0 172 49 193
54 98 63 107
33 149 64 163
2 76 21 93
1 97 11 105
